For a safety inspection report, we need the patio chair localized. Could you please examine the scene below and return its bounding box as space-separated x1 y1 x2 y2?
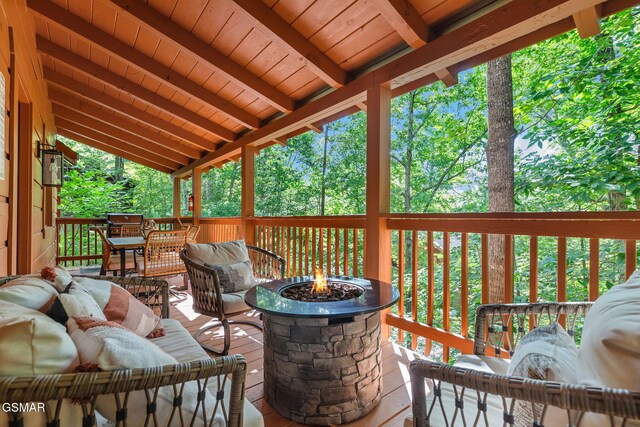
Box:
137 229 189 300
120 224 142 237
95 227 136 276
186 225 201 244
407 301 640 426
180 243 285 355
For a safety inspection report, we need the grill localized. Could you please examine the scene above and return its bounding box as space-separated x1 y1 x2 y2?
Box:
106 213 143 237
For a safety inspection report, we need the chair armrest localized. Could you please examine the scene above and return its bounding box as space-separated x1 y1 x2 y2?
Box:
474 302 593 356
247 245 285 279
75 275 170 319
409 359 640 427
0 355 247 427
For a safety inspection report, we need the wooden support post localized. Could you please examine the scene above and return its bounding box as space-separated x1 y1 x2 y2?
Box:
364 84 392 338
192 168 202 225
241 146 255 245
172 177 181 219
573 7 601 38
17 102 33 274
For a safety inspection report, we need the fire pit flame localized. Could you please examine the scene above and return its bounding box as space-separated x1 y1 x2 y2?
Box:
311 268 330 295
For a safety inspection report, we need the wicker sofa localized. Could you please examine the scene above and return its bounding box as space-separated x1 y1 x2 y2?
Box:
408 302 640 427
0 275 263 427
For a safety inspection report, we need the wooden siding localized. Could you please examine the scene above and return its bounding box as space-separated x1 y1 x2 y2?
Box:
0 1 57 275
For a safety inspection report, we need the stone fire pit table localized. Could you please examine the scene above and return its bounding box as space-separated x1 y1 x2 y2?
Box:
244 276 399 425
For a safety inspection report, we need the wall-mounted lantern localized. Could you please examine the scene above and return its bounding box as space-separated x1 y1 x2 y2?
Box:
38 141 63 187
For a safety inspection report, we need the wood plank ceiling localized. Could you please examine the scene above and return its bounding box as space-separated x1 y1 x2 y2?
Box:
27 0 637 175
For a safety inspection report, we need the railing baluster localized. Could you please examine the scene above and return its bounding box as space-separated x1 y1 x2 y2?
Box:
292 227 297 277
529 236 538 328
398 231 405 343
299 227 303 276
312 228 317 271
334 228 340 275
425 231 434 355
442 231 450 362
353 229 359 277
481 233 488 304
557 237 567 327
504 234 513 303
461 233 469 338
411 230 418 351
305 227 310 276
318 228 324 270
626 240 637 280
589 238 600 301
326 228 332 275
343 229 348 276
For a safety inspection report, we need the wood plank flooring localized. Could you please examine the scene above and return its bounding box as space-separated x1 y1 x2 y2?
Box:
167 290 416 427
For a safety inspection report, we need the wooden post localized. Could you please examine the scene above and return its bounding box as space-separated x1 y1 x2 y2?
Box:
17 102 33 274
192 168 202 225
364 84 392 338
172 177 181 219
241 146 255 245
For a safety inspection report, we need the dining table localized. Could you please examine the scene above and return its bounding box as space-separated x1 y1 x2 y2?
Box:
107 236 146 277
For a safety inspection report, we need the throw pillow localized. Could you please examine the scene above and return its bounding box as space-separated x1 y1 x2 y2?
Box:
67 317 220 427
506 322 577 427
577 270 640 426
186 239 250 265
75 277 164 338
205 260 255 292
46 281 106 325
0 300 79 376
0 276 59 312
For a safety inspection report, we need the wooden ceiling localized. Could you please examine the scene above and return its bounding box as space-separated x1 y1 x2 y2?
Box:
27 0 638 176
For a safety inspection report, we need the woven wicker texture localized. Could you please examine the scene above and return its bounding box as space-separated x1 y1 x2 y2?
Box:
94 228 136 275
410 302 640 427
0 276 247 426
120 224 142 237
139 230 188 278
180 244 285 355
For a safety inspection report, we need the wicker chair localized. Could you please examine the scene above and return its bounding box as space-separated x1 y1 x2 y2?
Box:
94 227 136 276
409 302 640 426
180 244 285 356
120 224 142 237
0 275 248 427
137 229 188 278
186 225 201 244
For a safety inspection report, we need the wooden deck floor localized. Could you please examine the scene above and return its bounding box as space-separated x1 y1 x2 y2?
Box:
167 292 416 427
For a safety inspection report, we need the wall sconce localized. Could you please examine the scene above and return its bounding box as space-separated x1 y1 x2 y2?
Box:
38 141 64 187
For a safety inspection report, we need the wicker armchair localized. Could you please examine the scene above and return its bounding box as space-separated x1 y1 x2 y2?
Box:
94 227 136 276
180 244 285 356
137 229 188 278
0 275 248 427
409 302 640 426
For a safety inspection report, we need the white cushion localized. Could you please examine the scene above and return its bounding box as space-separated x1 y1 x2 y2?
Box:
67 317 223 427
47 281 106 324
507 323 577 427
151 319 264 427
0 300 79 375
0 276 59 311
578 270 640 426
186 240 249 265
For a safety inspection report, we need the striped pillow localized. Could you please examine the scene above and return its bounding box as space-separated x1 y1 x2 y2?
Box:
74 278 164 338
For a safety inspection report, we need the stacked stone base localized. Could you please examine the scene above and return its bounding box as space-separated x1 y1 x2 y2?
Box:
263 312 382 425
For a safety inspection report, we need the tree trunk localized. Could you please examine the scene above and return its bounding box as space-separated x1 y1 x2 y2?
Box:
404 91 417 269
320 124 330 215
486 55 516 304
114 156 124 181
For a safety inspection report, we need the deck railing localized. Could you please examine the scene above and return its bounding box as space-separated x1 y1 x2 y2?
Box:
56 212 640 362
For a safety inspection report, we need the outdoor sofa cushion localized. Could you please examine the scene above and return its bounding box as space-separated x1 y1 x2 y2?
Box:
578 269 640 426
0 276 59 312
186 239 250 265
205 260 255 292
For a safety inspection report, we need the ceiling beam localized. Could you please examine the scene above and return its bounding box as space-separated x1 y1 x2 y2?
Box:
44 68 216 152
573 6 601 38
229 0 348 88
371 0 433 48
56 127 173 173
49 88 201 159
53 105 190 166
29 0 260 130
109 0 294 113
36 37 237 142
435 67 458 87
173 0 616 177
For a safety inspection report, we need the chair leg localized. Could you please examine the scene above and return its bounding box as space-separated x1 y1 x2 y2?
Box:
194 319 263 356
